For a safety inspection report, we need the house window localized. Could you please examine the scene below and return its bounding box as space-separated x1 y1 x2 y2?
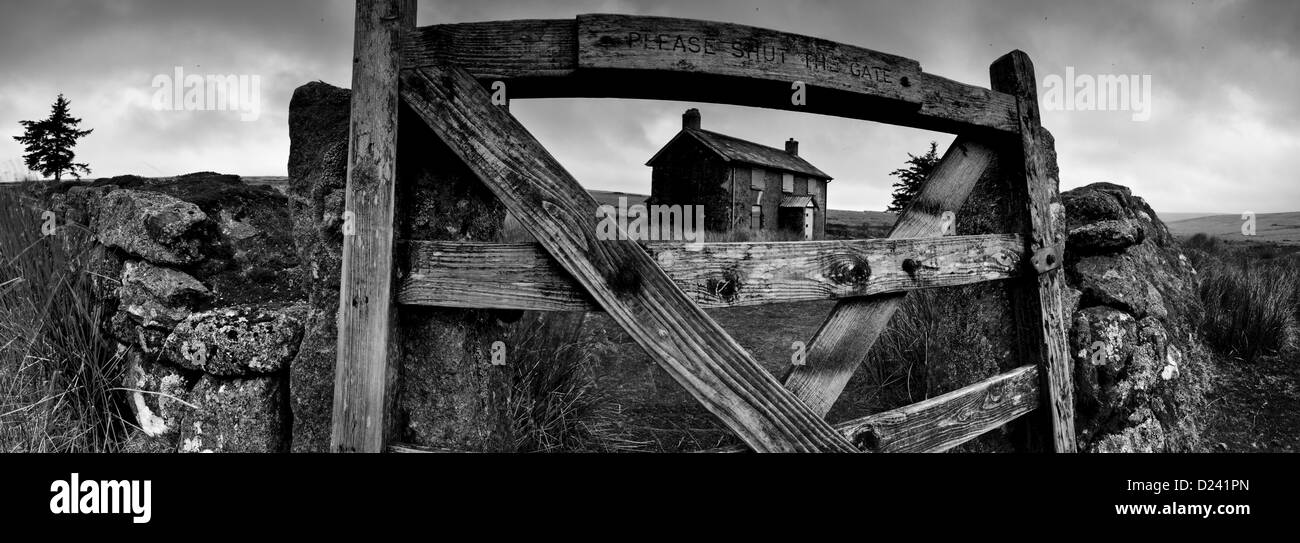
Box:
750 167 764 190
808 179 822 199
750 205 763 229
782 173 794 193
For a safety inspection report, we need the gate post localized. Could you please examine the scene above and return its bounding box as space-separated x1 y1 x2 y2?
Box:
990 50 1078 452
332 0 416 452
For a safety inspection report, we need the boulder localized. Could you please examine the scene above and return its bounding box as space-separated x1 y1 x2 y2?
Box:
113 260 211 354
94 189 210 265
1070 307 1138 422
179 374 288 453
286 81 352 452
1060 182 1174 247
88 173 304 306
1072 253 1167 319
1063 182 1213 452
162 304 307 376
120 349 195 443
118 260 210 326
1068 219 1144 254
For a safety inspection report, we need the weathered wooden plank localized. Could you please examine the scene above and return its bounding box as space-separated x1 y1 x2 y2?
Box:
400 15 1019 134
713 365 1040 453
330 0 415 453
400 63 856 452
396 234 1024 311
839 365 1040 452
402 19 577 79
577 14 1016 132
577 13 920 90
389 443 459 453
991 50 1077 453
782 138 998 417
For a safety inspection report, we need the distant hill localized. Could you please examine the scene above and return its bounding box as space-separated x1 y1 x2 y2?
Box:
825 208 896 238
589 189 647 208
1160 212 1226 223
1166 212 1300 246
243 176 290 194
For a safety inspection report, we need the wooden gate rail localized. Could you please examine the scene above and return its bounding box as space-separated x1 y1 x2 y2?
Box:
401 15 1021 135
782 136 998 417
401 63 857 452
397 234 1024 311
333 0 1077 453
714 364 1041 453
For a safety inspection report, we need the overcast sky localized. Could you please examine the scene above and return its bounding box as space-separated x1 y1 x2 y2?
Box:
0 0 1296 213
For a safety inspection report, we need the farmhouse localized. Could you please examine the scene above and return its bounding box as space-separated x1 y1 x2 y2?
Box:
646 108 832 240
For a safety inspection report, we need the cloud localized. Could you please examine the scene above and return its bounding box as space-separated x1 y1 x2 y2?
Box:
0 0 1295 213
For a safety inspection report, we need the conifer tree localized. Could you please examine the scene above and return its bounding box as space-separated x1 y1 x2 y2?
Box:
885 141 940 213
13 94 93 182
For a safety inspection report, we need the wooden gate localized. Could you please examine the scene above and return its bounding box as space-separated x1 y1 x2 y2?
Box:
331 0 1075 453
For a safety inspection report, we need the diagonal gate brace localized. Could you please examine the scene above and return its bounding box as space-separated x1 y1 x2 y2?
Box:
398 63 857 453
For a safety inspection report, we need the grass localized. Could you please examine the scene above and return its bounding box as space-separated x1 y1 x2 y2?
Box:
837 291 943 414
504 312 643 452
0 188 130 452
1167 212 1300 246
1186 234 1300 363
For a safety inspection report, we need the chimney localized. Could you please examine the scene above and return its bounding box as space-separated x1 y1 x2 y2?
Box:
683 108 701 130
785 138 799 156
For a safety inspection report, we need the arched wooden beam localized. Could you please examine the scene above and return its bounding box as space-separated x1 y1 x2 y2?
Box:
402 14 1020 135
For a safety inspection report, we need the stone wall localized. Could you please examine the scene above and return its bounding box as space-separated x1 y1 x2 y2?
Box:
1062 182 1212 452
44 173 307 452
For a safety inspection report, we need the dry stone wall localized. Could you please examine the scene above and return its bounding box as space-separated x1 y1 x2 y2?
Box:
44 173 306 452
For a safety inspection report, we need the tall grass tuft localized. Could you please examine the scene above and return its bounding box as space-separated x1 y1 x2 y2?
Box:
1196 257 1299 363
1186 234 1300 363
838 290 946 414
504 313 640 452
0 188 129 452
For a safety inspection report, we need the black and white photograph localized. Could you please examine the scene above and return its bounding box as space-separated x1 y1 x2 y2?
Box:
1 0 1295 531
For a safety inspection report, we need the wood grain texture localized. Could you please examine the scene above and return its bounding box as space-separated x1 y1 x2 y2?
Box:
331 0 415 453
578 14 1017 132
713 365 1040 453
399 63 856 452
400 15 1018 135
990 50 1077 453
403 19 577 79
782 138 997 417
397 235 1024 311
838 365 1039 452
389 443 459 453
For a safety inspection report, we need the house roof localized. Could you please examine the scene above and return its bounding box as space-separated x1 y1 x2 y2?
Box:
646 128 833 181
779 195 817 208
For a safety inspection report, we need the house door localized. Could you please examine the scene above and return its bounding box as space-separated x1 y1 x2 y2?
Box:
803 208 814 240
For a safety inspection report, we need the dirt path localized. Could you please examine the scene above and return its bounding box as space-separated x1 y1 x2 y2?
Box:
1204 354 1300 452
